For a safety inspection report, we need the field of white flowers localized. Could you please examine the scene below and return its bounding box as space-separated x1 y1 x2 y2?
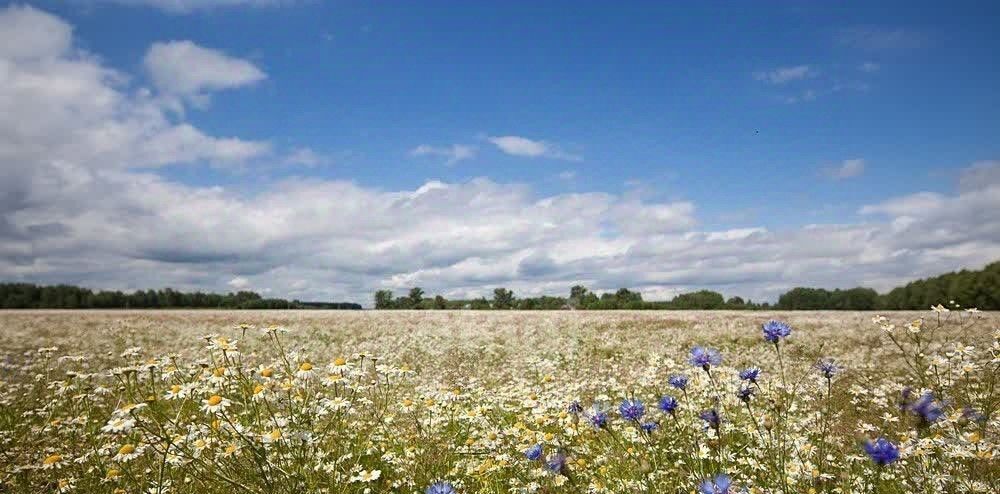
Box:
0 308 996 494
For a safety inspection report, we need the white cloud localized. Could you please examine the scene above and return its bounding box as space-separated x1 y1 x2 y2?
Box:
98 0 296 14
0 5 72 61
2 6 998 306
144 40 265 106
558 170 576 181
957 160 1000 193
822 159 866 180
488 135 582 161
859 62 880 73
282 147 331 167
753 65 816 84
410 144 476 165
228 276 250 289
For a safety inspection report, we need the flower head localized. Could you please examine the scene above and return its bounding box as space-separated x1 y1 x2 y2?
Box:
588 409 609 429
864 437 900 466
817 359 839 379
689 347 722 370
699 474 733 494
699 409 721 430
668 374 689 390
619 398 645 421
761 320 792 344
739 367 760 383
524 444 543 461
658 395 679 414
426 482 456 494
641 422 659 433
545 452 567 474
908 392 944 425
567 401 584 414
737 386 754 403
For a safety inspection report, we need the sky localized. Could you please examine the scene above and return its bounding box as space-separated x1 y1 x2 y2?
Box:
1 1 999 305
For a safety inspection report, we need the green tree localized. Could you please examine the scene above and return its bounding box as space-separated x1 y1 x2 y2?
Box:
493 288 515 309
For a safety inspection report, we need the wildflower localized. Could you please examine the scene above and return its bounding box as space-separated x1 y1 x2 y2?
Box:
426 482 456 494
658 395 679 414
567 401 584 414
668 374 689 390
690 347 722 370
588 409 609 429
101 416 135 434
761 320 792 344
863 437 900 466
295 361 315 380
699 409 721 430
739 367 760 383
351 469 381 483
931 304 949 313
641 422 659 433
908 392 944 425
618 398 645 421
699 474 733 494
524 444 543 461
201 394 231 414
737 386 754 403
42 454 65 469
816 359 839 379
113 443 142 462
546 452 567 474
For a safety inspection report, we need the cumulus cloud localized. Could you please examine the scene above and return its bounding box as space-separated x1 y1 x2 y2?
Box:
753 65 816 84
1 6 998 306
144 40 266 106
410 144 476 165
282 147 331 167
488 135 582 161
822 159 866 180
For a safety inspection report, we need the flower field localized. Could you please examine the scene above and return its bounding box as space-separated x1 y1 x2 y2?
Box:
0 308 997 493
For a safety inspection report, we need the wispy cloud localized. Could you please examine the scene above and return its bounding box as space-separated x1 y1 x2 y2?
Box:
859 62 880 73
821 159 866 180
97 0 299 14
410 144 477 165
144 40 266 107
753 65 816 85
282 147 332 167
488 135 582 161
836 26 924 51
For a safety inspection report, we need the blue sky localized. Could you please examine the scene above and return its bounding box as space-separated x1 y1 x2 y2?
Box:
2 1 999 303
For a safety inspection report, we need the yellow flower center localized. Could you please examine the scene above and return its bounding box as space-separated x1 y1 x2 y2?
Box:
253 384 265 395
118 444 136 455
299 362 313 372
43 454 62 465
213 368 225 377
261 367 274 378
170 384 182 394
206 395 223 406
334 357 347 366
106 468 120 478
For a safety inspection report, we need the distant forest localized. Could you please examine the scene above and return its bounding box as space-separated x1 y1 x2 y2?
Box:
374 260 1000 311
0 285 361 310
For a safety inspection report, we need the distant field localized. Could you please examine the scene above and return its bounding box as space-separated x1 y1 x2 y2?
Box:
1 310 997 493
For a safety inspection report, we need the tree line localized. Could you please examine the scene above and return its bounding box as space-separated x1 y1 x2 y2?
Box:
374 260 999 311
0 284 362 310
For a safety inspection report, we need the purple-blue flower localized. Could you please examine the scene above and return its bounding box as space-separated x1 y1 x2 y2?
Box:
699 409 721 429
762 320 792 344
690 347 722 370
698 474 733 494
863 437 900 466
641 422 659 433
658 395 679 414
619 399 645 421
739 367 760 383
567 401 583 414
908 392 944 425
545 452 567 473
668 374 689 390
426 482 457 494
588 409 609 429
524 444 543 461
817 359 839 379
737 386 754 403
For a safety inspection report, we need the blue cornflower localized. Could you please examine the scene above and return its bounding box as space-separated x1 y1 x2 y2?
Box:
817 359 839 379
737 386 754 403
699 409 721 429
739 367 760 383
641 422 659 433
690 347 722 370
908 392 944 425
426 482 457 494
698 474 733 494
545 452 567 473
962 406 986 424
619 399 645 421
658 395 679 414
588 409 609 429
863 437 900 466
524 444 543 461
567 401 584 414
762 320 792 344
668 374 689 390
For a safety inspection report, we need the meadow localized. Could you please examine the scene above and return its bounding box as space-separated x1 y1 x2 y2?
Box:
0 308 996 493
